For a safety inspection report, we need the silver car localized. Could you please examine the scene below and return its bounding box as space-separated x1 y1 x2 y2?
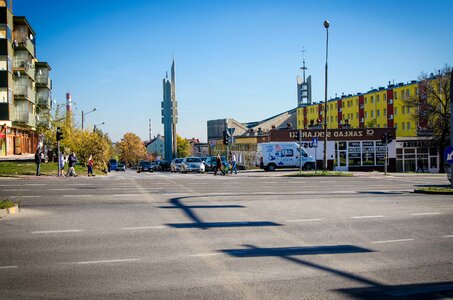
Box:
170 158 184 172
180 157 205 173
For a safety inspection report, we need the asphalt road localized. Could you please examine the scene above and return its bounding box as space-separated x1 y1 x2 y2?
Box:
0 170 452 299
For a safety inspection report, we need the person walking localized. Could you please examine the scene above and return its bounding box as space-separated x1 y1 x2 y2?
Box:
416 157 425 173
229 152 238 175
87 155 95 177
59 153 66 177
214 154 225 176
67 151 77 177
34 147 42 176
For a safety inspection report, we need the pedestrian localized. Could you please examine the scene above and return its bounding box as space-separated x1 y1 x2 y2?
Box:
67 151 77 177
416 157 424 173
87 155 95 177
34 147 42 176
59 153 66 177
214 154 225 176
229 152 238 175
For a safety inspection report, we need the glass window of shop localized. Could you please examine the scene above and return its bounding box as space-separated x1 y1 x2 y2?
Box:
362 141 375 165
348 141 361 166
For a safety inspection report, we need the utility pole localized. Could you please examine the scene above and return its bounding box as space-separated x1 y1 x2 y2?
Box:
323 20 330 171
450 70 453 188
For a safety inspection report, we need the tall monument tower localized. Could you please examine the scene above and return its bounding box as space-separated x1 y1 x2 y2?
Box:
297 48 312 107
162 57 178 160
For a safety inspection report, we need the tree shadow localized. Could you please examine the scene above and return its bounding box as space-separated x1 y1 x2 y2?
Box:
357 191 405 195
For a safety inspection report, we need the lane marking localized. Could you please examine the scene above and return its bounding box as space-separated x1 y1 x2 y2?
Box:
75 258 140 265
371 239 414 244
286 219 323 222
0 266 18 270
63 195 92 197
50 188 77 191
9 195 41 198
3 189 29 192
121 226 166 230
24 184 47 186
32 230 83 234
410 212 441 216
351 215 385 219
113 194 141 197
442 235 453 238
0 185 21 187
190 253 222 257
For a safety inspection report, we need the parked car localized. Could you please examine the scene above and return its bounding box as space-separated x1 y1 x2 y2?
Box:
180 157 205 173
109 159 118 171
170 158 184 172
116 163 126 171
137 160 153 173
204 156 229 172
151 160 171 172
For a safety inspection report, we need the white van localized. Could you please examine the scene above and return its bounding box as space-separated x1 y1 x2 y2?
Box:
256 142 316 171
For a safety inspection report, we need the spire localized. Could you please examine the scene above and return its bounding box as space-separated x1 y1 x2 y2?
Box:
300 47 308 82
166 71 168 79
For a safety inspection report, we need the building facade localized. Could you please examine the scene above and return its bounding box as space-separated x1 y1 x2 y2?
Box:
0 0 52 156
146 134 165 159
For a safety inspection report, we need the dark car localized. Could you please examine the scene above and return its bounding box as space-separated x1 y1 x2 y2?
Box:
151 160 171 172
109 159 118 171
204 156 228 172
116 163 126 171
137 161 153 173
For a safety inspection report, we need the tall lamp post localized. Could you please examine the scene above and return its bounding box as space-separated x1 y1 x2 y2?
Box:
81 108 96 130
323 20 330 171
93 122 105 133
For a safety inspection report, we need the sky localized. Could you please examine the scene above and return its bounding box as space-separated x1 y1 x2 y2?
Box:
13 0 453 142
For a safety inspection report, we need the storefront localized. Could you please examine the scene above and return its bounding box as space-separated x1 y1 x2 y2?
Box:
395 138 439 173
270 128 396 172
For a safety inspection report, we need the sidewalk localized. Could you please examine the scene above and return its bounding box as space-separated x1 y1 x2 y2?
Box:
0 154 34 162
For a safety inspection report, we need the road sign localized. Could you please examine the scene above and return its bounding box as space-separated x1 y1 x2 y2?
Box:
312 137 318 148
445 146 453 164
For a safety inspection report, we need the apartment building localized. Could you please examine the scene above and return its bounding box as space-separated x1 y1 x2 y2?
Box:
296 80 440 172
0 0 52 156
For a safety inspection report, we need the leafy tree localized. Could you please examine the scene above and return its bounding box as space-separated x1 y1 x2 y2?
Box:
177 135 191 158
404 66 451 173
366 119 377 128
118 133 146 167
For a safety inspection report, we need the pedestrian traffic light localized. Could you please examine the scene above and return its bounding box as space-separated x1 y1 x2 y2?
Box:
223 130 228 145
56 127 64 141
381 131 393 144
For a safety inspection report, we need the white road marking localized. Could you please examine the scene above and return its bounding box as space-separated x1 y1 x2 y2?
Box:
121 226 166 230
113 194 141 197
23 183 47 186
0 185 21 187
371 239 414 244
0 266 18 270
63 195 92 197
410 212 441 216
286 218 323 222
190 253 222 257
351 215 385 219
3 189 29 191
75 258 140 265
9 195 41 198
50 188 77 191
442 235 453 238
32 230 83 234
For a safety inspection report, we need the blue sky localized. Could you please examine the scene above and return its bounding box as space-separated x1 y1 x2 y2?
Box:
13 0 453 142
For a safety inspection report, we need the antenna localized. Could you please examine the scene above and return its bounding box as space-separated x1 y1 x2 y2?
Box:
300 47 308 82
149 118 152 141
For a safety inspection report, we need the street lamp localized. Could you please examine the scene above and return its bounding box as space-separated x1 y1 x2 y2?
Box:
323 20 329 171
93 122 105 133
81 108 96 130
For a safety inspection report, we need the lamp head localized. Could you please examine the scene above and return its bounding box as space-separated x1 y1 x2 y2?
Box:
324 20 330 28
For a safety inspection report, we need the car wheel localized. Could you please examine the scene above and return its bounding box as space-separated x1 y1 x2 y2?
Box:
303 162 315 171
267 164 276 172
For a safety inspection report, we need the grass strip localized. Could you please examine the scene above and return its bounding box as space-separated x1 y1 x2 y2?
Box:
0 200 16 209
0 162 103 177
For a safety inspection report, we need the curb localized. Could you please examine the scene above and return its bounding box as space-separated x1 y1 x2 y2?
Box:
0 204 20 218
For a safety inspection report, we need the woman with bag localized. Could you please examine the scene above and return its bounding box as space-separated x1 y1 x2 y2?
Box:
87 155 95 177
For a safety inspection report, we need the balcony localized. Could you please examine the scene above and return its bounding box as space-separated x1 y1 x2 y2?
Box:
14 85 35 103
13 59 35 80
13 111 35 126
36 75 51 89
37 115 51 129
36 95 51 109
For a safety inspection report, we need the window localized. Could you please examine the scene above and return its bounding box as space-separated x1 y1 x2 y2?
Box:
371 110 374 118
384 108 386 116
365 111 368 118
365 97 368 104
395 107 398 115
377 95 380 103
394 91 398 99
395 123 398 129
407 107 410 114
402 122 406 130
356 99 359 105
371 96 374 103
402 106 405 115
407 122 411 130
377 124 380 128
406 89 410 97
342 102 345 108
384 94 387 101
377 110 380 117
356 112 359 119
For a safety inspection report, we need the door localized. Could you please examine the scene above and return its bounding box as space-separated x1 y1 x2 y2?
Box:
335 142 348 171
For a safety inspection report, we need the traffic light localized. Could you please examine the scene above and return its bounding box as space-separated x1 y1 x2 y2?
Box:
222 130 228 145
381 131 393 144
56 127 64 141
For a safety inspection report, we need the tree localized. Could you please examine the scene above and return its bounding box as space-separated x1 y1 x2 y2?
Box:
117 133 146 167
177 135 191 158
404 66 451 173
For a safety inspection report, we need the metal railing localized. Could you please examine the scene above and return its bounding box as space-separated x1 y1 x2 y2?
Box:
14 111 36 126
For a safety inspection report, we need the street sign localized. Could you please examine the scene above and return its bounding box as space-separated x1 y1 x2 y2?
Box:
445 146 453 164
312 137 318 148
